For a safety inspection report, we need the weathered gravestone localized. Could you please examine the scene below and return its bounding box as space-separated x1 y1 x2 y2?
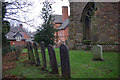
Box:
60 44 71 78
29 42 36 64
92 45 104 61
48 44 58 74
40 41 47 69
33 42 41 66
26 43 30 60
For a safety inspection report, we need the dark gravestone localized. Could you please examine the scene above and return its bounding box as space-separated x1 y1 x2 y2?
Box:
26 43 30 60
40 41 47 69
60 44 71 78
29 42 36 64
33 42 41 66
48 44 58 74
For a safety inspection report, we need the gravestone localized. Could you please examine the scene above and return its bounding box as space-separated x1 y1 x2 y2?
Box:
26 43 30 60
40 41 47 69
33 42 41 66
48 44 58 74
60 44 71 78
29 42 36 64
92 45 104 61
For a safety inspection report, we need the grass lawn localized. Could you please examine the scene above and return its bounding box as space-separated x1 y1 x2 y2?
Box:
4 48 118 78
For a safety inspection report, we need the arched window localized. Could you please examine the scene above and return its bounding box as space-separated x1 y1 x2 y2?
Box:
81 2 96 41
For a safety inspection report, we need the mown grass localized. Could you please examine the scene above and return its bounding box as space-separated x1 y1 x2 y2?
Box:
5 48 119 78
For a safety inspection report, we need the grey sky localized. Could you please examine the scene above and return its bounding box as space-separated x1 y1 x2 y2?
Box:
5 0 70 32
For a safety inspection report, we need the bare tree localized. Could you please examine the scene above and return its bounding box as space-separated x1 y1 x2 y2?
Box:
3 0 35 25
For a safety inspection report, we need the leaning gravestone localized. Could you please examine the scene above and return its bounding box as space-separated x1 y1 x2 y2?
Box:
40 41 47 69
60 44 71 78
92 45 104 61
27 43 30 60
33 42 41 66
29 42 36 64
48 44 58 74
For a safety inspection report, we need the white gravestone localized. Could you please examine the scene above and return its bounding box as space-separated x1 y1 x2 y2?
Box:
92 45 104 61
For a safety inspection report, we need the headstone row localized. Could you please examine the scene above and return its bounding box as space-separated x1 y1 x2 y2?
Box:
26 41 71 78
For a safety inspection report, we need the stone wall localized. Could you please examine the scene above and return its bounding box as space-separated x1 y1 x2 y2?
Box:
68 2 119 51
68 2 86 50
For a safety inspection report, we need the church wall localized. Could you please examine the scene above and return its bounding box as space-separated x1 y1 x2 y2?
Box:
68 2 119 51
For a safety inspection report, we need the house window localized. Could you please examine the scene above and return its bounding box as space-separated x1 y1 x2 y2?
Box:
60 30 62 36
16 36 21 41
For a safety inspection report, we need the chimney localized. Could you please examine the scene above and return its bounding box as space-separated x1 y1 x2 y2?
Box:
62 6 68 21
19 24 23 28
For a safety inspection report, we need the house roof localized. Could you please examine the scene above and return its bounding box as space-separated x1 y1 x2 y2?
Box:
6 26 30 40
58 19 69 30
6 31 27 40
52 14 69 30
53 15 63 23
10 26 25 33
5 31 15 40
23 32 29 39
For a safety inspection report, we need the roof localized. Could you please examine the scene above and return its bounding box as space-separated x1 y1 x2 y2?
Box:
58 19 69 30
23 32 29 39
5 31 15 40
6 31 27 40
6 26 30 40
52 15 63 23
10 26 25 33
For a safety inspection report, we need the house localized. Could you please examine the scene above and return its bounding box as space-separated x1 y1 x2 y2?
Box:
53 6 69 48
5 24 33 46
67 2 119 51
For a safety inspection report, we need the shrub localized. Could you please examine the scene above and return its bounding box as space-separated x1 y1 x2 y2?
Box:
2 46 13 55
13 45 24 60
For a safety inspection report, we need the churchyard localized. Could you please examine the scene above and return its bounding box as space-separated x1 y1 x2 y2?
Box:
2 0 120 79
2 42 118 78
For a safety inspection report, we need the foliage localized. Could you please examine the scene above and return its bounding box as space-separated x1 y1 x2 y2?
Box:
34 0 57 47
83 40 91 44
2 2 7 19
2 2 11 54
2 20 10 47
2 46 12 55
13 45 24 60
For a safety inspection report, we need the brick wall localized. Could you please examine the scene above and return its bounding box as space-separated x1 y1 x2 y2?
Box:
10 41 26 46
54 6 69 48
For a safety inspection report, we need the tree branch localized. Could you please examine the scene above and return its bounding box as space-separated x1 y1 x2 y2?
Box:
5 17 27 24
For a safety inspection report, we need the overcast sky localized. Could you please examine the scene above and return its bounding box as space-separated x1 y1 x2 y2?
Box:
6 0 70 32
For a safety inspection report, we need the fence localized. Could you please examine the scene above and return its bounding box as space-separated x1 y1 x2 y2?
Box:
26 41 71 78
